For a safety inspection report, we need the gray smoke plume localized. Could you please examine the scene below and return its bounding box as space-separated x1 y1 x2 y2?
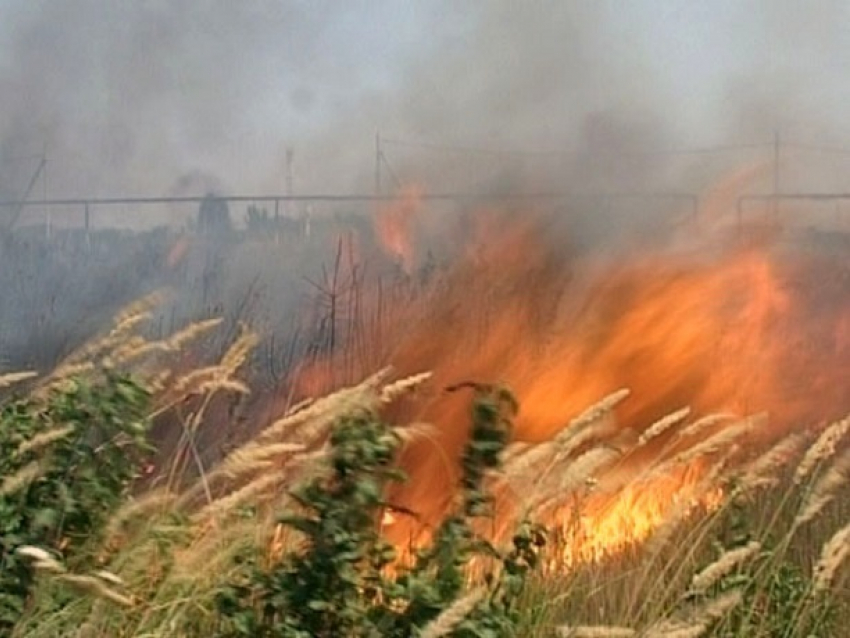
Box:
3 1 850 203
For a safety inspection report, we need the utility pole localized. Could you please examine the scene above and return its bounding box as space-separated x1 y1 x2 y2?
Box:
773 129 780 222
284 147 294 217
43 143 50 241
375 130 382 197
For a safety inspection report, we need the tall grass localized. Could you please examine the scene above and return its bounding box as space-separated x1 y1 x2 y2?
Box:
1 291 847 637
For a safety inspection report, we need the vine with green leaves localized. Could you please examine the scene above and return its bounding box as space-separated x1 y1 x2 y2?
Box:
0 372 152 633
216 383 546 637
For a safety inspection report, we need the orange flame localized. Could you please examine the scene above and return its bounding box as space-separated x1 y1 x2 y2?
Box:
374 186 422 274
294 182 849 566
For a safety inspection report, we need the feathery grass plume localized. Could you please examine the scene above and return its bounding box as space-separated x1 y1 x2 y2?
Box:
16 545 66 575
556 447 621 491
103 489 177 541
213 442 306 481
0 460 44 496
736 431 807 495
644 623 705 638
219 325 259 376
380 370 432 403
0 370 38 388
674 413 738 442
669 414 763 467
114 290 169 326
639 407 692 446
256 369 390 445
690 541 761 593
172 365 224 394
41 361 96 386
813 520 850 594
173 378 359 508
526 391 631 480
745 431 807 478
556 626 636 637
111 318 223 365
50 290 166 372
192 472 284 523
565 388 631 434
197 377 251 395
647 590 744 638
15 424 75 457
92 570 125 588
145 368 173 393
394 421 438 445
502 440 532 462
532 447 619 512
795 447 850 527
55 574 134 607
553 420 613 466
693 588 745 622
795 414 850 484
419 589 485 638
503 441 556 479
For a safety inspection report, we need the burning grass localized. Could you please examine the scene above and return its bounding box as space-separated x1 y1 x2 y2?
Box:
2 192 849 636
0 293 844 636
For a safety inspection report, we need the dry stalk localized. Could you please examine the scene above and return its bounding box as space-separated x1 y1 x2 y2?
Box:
795 447 850 528
0 370 38 388
795 414 850 484
556 626 636 637
15 424 75 457
419 589 485 638
690 541 761 593
812 520 850 594
380 371 432 403
639 407 692 447
738 431 807 493
0 461 44 496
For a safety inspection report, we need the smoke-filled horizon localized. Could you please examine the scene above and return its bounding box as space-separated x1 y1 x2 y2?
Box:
3 0 850 219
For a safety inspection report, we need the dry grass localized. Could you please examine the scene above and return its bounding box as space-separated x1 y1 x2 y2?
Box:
7 295 850 638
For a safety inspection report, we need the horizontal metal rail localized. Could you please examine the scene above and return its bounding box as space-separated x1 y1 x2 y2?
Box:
0 191 698 208
0 191 700 232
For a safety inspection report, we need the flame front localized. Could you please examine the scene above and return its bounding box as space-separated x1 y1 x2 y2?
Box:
296 184 849 566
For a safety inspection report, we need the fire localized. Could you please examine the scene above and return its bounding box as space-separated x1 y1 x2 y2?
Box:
295 182 849 566
546 464 726 568
375 185 422 275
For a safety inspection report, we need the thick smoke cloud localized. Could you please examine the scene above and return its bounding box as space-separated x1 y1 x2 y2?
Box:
3 1 850 205
0 0 426 204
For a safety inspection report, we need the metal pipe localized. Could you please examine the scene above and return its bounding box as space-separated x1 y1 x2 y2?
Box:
0 191 700 210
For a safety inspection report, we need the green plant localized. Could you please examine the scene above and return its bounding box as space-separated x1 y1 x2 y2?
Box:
688 496 838 637
216 384 545 637
0 371 152 632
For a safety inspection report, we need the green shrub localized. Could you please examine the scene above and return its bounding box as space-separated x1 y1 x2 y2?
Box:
216 384 545 637
0 372 152 631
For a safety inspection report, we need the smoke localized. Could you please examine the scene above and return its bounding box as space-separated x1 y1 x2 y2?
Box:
1 1 849 207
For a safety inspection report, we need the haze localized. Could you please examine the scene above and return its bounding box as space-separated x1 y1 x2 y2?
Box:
2 0 850 206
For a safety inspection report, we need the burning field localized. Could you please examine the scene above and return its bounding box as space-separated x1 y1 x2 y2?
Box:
290 182 850 565
2 176 849 637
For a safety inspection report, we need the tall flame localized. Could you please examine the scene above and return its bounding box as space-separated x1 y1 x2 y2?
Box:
299 181 849 564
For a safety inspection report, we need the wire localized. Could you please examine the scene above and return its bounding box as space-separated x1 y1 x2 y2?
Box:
380 137 772 159
782 142 850 155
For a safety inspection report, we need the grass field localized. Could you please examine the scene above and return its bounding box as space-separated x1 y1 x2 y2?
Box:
0 285 847 637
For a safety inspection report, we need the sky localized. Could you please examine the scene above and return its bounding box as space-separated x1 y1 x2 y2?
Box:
1 0 850 207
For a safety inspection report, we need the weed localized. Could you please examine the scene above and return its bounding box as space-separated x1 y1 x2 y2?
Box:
0 371 151 632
